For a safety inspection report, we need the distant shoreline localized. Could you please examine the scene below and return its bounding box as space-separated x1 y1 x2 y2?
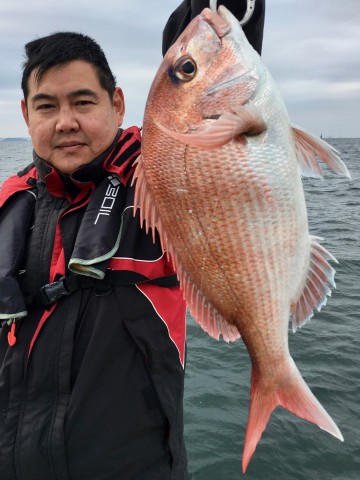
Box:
0 137 31 142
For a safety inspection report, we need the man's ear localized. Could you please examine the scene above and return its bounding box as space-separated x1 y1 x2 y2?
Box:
21 99 30 128
113 87 125 126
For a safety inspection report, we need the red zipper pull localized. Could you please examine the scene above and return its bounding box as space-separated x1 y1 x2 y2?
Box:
7 322 17 347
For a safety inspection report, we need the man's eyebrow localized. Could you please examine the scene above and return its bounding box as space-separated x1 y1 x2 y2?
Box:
31 93 56 105
68 88 99 99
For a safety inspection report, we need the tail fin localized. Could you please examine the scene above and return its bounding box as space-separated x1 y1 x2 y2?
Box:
242 359 343 473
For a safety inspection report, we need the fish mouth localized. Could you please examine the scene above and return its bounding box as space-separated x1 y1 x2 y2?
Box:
201 6 231 39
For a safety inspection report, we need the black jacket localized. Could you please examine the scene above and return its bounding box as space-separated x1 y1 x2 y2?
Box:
0 128 187 480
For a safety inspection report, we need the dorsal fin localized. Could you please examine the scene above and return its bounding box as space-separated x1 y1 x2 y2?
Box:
292 125 351 179
290 236 338 332
132 156 240 343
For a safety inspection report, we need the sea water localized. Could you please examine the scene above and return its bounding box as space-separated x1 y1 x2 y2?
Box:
0 138 359 479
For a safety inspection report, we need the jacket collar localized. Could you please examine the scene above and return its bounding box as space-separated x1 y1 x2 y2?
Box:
33 129 122 189
32 126 141 198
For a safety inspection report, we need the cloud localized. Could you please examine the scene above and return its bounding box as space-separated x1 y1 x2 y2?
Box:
0 0 175 137
0 0 359 137
261 0 360 136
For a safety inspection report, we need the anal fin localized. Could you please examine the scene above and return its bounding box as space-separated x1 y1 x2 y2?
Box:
291 236 338 332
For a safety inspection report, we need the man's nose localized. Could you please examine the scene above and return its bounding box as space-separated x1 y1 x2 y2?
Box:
55 107 80 132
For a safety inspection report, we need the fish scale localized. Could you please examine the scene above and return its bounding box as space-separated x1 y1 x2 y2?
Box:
133 5 350 473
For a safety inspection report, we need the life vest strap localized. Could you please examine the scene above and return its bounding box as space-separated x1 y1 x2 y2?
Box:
25 271 180 309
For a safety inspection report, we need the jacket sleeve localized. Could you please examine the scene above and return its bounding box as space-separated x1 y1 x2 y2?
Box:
162 0 265 56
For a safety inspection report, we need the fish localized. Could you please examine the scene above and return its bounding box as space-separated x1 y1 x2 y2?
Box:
133 5 350 473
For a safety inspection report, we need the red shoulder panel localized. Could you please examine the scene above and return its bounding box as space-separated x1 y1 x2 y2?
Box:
0 167 38 208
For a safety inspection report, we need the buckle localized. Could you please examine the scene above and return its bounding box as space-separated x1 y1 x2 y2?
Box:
38 277 70 309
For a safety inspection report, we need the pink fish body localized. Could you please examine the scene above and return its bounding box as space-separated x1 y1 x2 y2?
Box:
134 6 350 473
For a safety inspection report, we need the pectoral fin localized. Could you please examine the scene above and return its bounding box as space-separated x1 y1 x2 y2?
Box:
293 125 351 178
155 105 267 150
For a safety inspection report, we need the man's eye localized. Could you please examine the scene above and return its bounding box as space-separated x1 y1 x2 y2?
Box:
76 100 94 106
36 104 54 110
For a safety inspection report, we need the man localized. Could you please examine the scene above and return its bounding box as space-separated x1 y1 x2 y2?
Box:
0 1 265 479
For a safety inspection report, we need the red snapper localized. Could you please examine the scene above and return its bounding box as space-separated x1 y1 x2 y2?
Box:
133 5 350 473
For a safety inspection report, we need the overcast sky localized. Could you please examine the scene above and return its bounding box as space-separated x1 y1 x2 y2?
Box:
0 0 359 138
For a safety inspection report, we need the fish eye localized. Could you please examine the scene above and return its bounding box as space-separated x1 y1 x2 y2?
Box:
173 56 197 82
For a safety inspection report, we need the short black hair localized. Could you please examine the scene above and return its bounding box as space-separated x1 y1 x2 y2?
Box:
21 32 117 101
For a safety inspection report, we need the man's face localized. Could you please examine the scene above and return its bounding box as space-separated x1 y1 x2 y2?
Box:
21 60 125 175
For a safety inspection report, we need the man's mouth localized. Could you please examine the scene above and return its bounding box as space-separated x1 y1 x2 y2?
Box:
56 142 86 150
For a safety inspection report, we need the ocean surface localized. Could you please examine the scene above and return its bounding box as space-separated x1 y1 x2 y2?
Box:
0 138 359 479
